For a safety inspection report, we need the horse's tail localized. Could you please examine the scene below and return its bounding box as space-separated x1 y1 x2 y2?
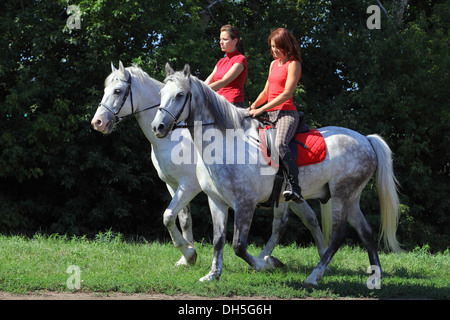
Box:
367 134 402 252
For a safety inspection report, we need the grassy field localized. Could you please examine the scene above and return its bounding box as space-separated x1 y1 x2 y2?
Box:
0 232 448 299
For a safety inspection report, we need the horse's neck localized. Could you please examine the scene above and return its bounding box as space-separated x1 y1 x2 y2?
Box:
135 108 161 146
187 80 260 152
132 80 165 148
187 107 260 169
189 79 231 128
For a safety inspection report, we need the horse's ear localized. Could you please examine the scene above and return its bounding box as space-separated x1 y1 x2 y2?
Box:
119 60 126 75
111 62 117 73
183 64 191 77
118 60 130 79
165 63 174 76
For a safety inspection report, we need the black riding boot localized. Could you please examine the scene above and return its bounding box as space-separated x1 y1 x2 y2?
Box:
281 151 304 203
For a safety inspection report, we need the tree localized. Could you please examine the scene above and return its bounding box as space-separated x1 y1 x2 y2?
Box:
0 0 448 250
0 0 173 236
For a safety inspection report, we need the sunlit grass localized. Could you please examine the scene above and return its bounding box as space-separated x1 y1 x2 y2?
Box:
0 232 448 299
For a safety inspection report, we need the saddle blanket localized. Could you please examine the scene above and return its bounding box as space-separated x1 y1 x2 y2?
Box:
259 127 327 168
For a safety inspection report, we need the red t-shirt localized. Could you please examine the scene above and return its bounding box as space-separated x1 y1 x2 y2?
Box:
267 59 301 112
213 51 247 103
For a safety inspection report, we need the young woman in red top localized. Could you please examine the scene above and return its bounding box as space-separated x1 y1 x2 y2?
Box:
205 25 247 108
249 28 304 203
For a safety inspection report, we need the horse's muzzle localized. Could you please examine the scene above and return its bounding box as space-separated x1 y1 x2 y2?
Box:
91 111 115 134
152 123 169 138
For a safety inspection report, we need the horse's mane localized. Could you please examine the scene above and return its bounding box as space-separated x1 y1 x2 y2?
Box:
166 71 255 132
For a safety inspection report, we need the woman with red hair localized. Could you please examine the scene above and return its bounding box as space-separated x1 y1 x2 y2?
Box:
249 28 304 203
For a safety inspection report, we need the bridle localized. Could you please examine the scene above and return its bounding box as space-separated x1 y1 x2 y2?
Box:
156 78 216 130
98 73 160 124
157 91 192 130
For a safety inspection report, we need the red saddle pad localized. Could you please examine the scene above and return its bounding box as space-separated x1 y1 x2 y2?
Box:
293 129 327 167
259 127 327 168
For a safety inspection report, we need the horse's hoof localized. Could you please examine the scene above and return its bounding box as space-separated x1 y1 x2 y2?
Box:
199 273 220 282
176 250 197 266
175 256 188 266
186 250 197 265
264 256 285 269
302 281 318 289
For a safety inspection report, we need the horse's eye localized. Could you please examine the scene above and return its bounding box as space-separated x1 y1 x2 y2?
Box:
176 92 184 98
114 89 121 95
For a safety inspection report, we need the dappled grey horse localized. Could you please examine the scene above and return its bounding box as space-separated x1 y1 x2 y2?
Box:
151 64 401 287
91 62 327 274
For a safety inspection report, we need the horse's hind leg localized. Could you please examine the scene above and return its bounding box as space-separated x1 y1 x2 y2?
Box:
347 201 382 276
258 203 289 261
200 196 229 282
258 201 327 264
304 198 348 288
290 201 327 258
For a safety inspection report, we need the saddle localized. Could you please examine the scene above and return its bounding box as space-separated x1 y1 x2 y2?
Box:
257 112 327 209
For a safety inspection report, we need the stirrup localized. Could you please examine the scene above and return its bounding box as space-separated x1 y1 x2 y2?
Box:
283 188 304 203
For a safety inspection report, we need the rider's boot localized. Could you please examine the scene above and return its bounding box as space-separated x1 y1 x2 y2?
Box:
281 151 304 203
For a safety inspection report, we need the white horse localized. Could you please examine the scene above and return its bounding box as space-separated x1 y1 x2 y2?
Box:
91 62 327 273
151 64 401 287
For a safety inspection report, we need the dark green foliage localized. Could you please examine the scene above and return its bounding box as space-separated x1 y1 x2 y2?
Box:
0 0 448 250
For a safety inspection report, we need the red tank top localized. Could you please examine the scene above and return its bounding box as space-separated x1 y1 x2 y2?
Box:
267 59 301 112
213 51 247 103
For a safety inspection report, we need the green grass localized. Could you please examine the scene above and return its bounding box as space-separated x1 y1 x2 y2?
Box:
0 232 448 299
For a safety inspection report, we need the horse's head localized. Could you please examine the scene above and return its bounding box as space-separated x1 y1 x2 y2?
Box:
91 61 134 134
151 63 192 138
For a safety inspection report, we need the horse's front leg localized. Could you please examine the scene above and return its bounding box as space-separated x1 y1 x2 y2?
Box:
163 186 198 266
199 196 229 282
232 203 279 271
174 205 194 266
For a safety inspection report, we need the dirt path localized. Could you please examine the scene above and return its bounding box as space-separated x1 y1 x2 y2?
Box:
0 291 285 300
0 291 376 300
